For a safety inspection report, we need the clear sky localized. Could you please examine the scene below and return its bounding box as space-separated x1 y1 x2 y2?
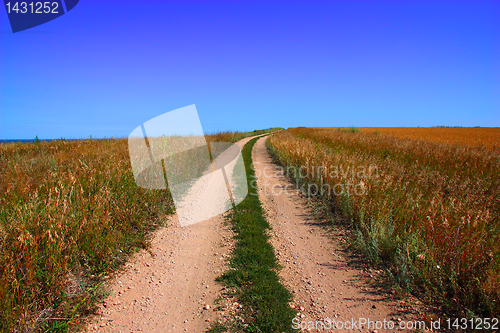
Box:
1 1 499 139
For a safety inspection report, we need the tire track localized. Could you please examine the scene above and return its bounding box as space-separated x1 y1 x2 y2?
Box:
85 136 257 333
252 136 426 333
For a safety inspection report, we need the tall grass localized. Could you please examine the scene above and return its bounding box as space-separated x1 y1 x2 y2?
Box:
0 129 275 332
0 139 172 332
267 127 500 318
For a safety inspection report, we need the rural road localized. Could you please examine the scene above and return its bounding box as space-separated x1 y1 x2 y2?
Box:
86 135 424 333
86 136 256 333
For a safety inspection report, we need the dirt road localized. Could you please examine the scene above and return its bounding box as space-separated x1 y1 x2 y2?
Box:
87 135 424 333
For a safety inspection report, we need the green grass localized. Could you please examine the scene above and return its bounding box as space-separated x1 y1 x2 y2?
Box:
214 137 297 332
336 127 361 133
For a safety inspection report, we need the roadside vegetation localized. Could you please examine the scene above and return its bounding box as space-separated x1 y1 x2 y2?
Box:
0 129 277 332
212 137 296 332
267 127 500 319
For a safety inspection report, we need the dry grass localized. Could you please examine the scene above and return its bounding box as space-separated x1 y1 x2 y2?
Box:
0 129 277 332
267 127 500 317
0 138 172 332
355 127 499 149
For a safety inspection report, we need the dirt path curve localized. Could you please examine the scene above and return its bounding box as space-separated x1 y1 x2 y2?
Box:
252 136 423 333
86 136 258 333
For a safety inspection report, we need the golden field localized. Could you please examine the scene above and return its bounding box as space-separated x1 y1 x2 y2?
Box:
355 127 499 149
267 127 500 317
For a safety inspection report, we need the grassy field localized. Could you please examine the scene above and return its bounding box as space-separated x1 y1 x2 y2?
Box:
359 127 500 149
313 127 500 148
0 129 279 332
267 127 500 318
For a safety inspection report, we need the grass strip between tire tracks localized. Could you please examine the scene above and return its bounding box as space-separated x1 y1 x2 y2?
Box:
213 136 297 332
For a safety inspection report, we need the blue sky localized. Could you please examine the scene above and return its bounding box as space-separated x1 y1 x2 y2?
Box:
1 0 499 139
